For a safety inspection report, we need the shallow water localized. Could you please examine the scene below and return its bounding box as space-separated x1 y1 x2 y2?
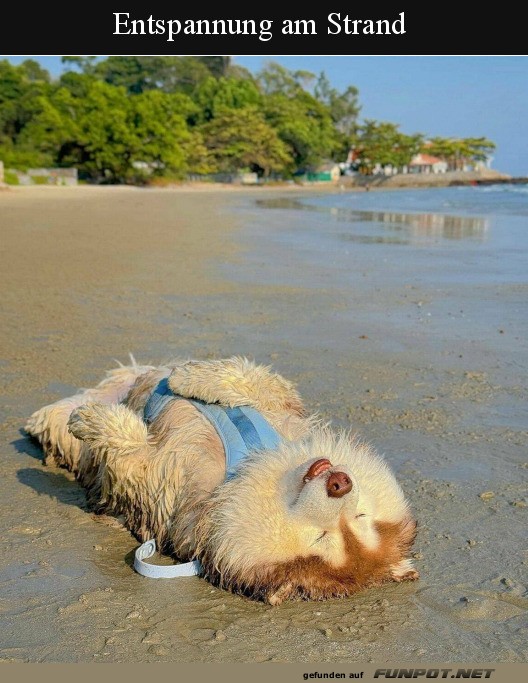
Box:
226 187 527 374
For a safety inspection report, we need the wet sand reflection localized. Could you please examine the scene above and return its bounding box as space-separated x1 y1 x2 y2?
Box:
257 198 489 245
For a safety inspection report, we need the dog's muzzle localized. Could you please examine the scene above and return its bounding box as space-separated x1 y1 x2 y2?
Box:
325 471 353 498
303 458 353 498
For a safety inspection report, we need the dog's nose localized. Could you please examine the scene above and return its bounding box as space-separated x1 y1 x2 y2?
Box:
326 471 353 498
304 458 332 482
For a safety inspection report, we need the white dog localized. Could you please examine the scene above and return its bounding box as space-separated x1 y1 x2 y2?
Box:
26 357 418 604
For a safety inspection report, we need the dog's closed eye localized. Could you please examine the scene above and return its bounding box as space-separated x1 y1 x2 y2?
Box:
311 531 328 546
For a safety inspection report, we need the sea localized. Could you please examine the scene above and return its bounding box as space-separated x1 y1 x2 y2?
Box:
227 184 528 426
240 183 528 290
254 183 528 270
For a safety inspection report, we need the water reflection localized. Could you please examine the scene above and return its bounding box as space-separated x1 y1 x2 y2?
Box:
256 198 489 245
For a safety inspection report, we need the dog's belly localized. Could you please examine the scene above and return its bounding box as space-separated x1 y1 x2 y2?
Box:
137 400 226 556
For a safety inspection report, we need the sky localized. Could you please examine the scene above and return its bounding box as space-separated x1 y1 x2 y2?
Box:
4 55 528 176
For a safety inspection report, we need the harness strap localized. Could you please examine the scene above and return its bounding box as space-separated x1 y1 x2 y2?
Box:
188 400 281 478
143 376 282 478
143 377 175 424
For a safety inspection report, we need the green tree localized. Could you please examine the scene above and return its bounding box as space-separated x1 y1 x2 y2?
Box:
0 60 28 139
314 71 361 160
463 137 495 160
57 81 136 181
193 76 261 123
61 56 98 74
354 120 424 173
90 56 213 95
16 88 78 167
425 136 495 170
314 72 360 137
256 63 342 169
201 106 292 176
195 56 231 79
58 70 98 98
0 56 496 184
263 91 339 170
0 60 52 167
0 60 51 137
18 59 50 83
19 81 199 182
129 90 198 177
258 61 316 96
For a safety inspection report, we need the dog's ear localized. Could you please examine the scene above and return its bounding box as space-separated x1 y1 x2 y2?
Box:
265 581 295 606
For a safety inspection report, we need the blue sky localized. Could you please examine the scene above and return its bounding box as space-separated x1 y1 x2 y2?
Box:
4 55 528 176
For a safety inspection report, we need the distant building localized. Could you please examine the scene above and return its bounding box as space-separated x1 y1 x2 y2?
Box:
8 167 78 186
407 153 448 174
371 163 398 176
461 158 493 172
305 162 341 182
346 145 493 177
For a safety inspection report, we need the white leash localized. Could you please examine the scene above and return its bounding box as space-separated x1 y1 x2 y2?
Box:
134 539 201 579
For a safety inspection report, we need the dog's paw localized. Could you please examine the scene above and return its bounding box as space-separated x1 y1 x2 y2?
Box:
390 559 420 582
266 581 295 605
90 513 128 530
68 403 102 441
69 402 149 457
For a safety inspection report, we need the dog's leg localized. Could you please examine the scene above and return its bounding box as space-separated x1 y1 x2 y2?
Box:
25 396 88 470
68 402 151 465
168 357 305 415
389 517 419 582
74 394 154 503
25 362 153 471
68 403 156 537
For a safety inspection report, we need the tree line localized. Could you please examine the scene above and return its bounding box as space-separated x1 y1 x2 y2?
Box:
0 56 496 183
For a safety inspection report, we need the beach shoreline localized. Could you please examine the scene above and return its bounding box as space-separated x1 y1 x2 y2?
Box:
0 167 515 196
0 185 526 663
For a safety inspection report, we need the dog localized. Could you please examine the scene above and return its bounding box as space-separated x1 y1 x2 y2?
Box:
25 356 418 604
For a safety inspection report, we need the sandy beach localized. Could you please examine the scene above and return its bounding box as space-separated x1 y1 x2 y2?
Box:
0 185 526 663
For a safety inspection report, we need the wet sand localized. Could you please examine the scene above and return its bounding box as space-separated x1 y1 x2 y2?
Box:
0 185 526 663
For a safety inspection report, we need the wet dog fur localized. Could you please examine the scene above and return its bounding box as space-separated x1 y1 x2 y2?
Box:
25 357 418 604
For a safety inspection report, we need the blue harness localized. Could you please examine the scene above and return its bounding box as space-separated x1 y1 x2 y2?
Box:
143 377 281 478
134 376 282 579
